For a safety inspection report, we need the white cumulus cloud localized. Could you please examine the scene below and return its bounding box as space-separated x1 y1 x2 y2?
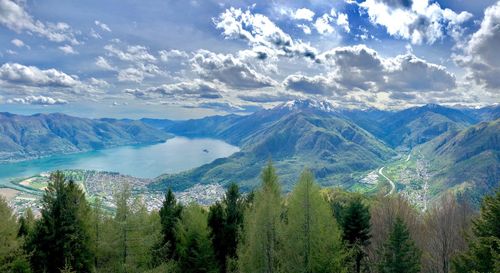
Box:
7 95 68 105
283 74 338 95
159 49 189 62
214 8 318 60
337 13 350 33
455 1 500 89
191 50 277 89
125 79 223 100
117 63 162 83
0 62 80 87
104 44 156 63
314 13 335 35
355 0 472 44
0 0 79 44
285 45 456 96
292 8 315 21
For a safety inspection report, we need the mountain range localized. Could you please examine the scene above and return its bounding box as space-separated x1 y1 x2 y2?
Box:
0 112 171 162
149 100 395 191
0 101 498 202
145 101 499 197
341 104 479 149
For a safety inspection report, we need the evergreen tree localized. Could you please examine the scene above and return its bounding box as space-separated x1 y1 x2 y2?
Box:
25 171 93 273
208 201 225 271
127 197 162 271
222 183 244 261
17 208 35 238
452 189 500 273
208 183 244 273
341 196 371 273
115 183 132 267
238 162 282 273
280 170 346 273
93 208 124 272
176 205 218 273
93 189 161 273
244 190 255 207
0 196 31 273
153 188 183 265
378 217 421 273
326 189 356 224
90 198 103 271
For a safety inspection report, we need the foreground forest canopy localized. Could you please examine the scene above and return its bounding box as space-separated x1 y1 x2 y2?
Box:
0 164 499 273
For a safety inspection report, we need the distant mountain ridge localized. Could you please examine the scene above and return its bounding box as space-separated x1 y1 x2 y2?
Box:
151 100 396 191
1 101 498 202
0 112 171 162
149 101 499 197
460 105 500 122
341 103 483 149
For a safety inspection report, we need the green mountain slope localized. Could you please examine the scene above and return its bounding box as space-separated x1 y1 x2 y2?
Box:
385 111 469 149
144 104 496 154
420 119 499 203
344 104 479 150
142 114 243 142
151 100 395 191
0 113 171 162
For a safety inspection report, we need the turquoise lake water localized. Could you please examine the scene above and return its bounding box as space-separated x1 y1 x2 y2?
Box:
0 137 239 186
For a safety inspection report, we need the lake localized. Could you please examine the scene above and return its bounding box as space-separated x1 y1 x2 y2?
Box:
0 137 239 186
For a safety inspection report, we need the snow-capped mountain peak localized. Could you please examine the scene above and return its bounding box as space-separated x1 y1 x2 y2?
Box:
276 99 337 113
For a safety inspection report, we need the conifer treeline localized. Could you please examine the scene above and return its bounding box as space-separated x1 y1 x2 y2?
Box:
0 163 499 273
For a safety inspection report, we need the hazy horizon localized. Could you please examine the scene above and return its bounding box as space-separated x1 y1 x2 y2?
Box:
0 99 498 121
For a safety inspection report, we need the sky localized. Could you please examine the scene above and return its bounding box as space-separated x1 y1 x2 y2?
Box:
0 0 499 119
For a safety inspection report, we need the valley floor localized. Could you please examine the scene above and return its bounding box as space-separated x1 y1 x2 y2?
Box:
0 145 471 215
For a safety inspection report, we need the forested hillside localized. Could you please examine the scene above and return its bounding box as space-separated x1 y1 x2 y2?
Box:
0 113 171 162
342 104 483 149
152 100 396 191
420 119 500 204
151 102 499 202
1 165 498 273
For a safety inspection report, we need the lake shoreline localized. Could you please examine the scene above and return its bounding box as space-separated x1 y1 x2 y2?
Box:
0 136 239 186
0 138 171 164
